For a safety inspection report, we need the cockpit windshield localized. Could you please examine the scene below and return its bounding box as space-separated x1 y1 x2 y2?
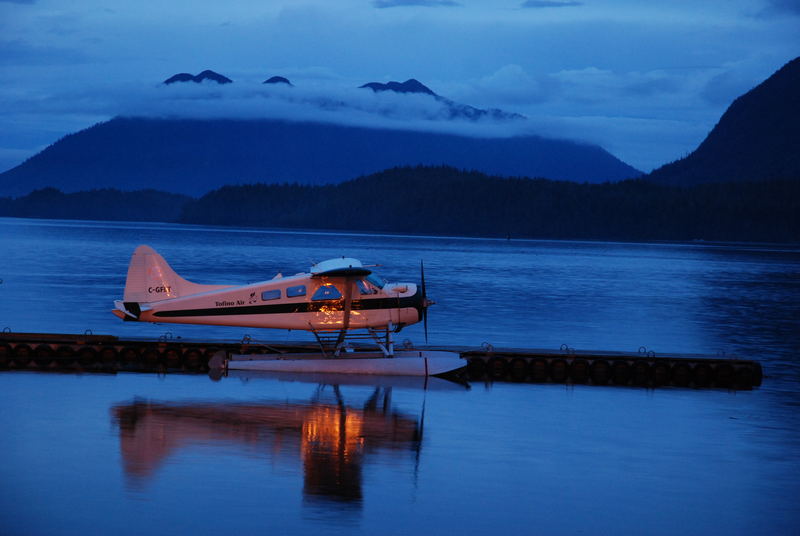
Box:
365 273 385 290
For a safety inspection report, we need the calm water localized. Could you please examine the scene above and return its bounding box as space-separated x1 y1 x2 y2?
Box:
1 217 799 535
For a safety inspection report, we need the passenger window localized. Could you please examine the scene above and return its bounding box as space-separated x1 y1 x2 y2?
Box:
286 285 306 298
261 289 281 301
312 284 342 301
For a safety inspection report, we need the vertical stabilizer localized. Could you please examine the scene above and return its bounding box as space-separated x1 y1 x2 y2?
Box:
122 245 232 303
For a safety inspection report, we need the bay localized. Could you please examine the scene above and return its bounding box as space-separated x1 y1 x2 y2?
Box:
1 217 799 535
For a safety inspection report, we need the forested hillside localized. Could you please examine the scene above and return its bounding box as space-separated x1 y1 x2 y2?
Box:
648 56 800 185
179 166 799 242
0 188 189 222
3 167 796 242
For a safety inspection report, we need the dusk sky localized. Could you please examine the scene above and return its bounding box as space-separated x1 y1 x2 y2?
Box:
1 0 798 174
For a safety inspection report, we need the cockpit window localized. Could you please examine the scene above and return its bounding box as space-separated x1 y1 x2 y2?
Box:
286 285 306 298
312 284 342 301
365 273 385 289
356 280 371 295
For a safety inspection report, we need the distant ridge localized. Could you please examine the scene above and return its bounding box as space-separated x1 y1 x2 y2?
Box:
647 56 800 185
174 166 800 243
0 72 643 196
0 117 640 197
359 78 524 121
0 187 189 222
163 70 233 85
359 78 437 95
263 76 292 86
3 167 795 243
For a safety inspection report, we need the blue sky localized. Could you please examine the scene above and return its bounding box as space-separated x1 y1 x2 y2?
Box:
1 0 798 174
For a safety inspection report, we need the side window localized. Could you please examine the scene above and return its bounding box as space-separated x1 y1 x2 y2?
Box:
286 285 306 298
312 284 342 301
261 289 281 301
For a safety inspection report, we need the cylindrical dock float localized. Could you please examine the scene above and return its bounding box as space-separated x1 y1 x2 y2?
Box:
461 347 762 390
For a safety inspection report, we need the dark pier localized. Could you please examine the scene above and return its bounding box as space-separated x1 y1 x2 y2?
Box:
462 345 762 390
0 332 762 390
0 331 285 374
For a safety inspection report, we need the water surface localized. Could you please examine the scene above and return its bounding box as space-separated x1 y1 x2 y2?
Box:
1 217 799 535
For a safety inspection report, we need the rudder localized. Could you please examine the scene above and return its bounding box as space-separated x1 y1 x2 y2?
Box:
122 245 231 303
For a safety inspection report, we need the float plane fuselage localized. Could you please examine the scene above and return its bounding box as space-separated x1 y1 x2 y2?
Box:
112 246 430 336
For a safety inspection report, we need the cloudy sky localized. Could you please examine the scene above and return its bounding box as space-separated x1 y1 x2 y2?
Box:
1 0 798 174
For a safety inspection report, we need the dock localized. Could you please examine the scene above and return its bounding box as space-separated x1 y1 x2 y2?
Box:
461 345 762 390
0 331 762 390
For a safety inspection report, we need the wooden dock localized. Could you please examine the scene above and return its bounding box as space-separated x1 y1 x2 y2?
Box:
0 331 762 389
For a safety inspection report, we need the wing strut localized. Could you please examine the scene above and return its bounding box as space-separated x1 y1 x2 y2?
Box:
333 278 355 354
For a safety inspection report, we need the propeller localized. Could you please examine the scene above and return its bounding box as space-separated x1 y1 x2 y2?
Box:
420 260 433 343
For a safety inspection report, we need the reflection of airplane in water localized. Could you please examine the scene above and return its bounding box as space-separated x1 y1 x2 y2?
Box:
111 375 463 505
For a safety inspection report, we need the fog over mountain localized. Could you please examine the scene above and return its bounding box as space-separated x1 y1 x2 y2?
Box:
0 74 641 196
137 72 530 129
0 117 640 197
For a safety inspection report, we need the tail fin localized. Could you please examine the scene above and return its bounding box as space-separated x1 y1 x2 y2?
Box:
122 245 232 303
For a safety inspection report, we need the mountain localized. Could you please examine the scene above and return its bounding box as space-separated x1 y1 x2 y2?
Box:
163 70 233 85
360 78 523 121
263 76 292 86
647 57 800 185
359 78 436 96
0 117 641 197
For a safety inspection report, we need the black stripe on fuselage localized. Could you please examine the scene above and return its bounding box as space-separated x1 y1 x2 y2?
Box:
152 292 421 318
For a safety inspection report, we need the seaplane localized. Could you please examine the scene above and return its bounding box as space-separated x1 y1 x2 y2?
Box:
112 245 464 376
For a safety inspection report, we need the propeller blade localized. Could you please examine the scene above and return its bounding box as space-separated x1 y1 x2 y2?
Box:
420 260 429 344
420 260 426 302
424 309 428 344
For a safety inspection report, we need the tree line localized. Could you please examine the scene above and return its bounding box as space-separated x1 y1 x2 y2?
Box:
0 187 189 222
1 166 797 243
178 166 800 243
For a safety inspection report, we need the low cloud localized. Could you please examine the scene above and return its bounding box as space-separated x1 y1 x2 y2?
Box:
699 57 786 106
3 63 735 173
138 82 530 138
452 64 559 106
520 0 582 8
757 0 800 15
373 0 459 8
452 64 693 110
1 57 789 175
551 67 688 102
0 77 537 145
0 39 88 66
438 63 747 170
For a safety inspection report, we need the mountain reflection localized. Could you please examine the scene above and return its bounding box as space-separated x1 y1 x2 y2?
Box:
112 386 421 506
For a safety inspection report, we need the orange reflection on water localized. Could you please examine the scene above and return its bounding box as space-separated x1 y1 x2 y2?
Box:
302 405 366 502
112 388 420 506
